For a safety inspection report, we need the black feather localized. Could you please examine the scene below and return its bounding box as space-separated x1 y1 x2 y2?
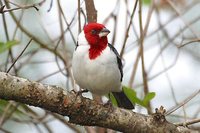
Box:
112 91 134 109
108 43 123 81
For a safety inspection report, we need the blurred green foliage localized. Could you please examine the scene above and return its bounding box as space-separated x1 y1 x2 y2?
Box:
0 40 20 53
143 0 151 5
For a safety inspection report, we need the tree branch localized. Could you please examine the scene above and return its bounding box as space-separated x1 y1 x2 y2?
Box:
0 72 181 132
85 0 97 23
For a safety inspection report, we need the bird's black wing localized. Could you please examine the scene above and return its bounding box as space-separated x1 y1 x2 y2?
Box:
108 43 123 81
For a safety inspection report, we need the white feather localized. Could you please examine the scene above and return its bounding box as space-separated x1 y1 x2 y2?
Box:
72 31 122 95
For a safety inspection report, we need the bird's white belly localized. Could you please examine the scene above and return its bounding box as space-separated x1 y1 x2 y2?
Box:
72 46 122 95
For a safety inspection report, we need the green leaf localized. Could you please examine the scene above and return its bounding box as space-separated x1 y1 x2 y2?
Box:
123 86 144 107
108 93 118 106
0 40 20 53
143 0 151 5
123 86 156 108
0 99 25 116
0 99 9 113
142 92 156 107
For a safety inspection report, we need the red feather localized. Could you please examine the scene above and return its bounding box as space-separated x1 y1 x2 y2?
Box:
83 23 108 60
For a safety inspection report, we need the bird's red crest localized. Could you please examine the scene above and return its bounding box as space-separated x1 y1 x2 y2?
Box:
83 23 108 60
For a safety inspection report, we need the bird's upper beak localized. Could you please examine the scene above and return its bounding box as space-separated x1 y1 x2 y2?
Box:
99 28 110 38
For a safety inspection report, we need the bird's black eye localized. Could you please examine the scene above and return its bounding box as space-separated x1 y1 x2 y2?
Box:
91 29 97 35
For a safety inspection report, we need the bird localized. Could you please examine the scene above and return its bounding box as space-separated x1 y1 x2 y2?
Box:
72 22 134 109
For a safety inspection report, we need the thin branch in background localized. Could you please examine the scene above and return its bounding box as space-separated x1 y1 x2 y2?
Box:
138 0 151 114
57 0 66 50
51 113 81 133
33 123 43 133
193 106 200 119
0 0 10 72
1 16 17 75
166 0 199 39
4 1 65 61
102 0 119 24
128 45 141 87
80 8 87 25
36 68 66 82
134 50 179 89
128 0 154 87
143 0 155 38
43 122 53 133
7 0 29 75
78 0 81 33
183 105 187 127
57 0 76 45
177 39 200 48
47 0 53 12
157 33 179 105
53 0 76 88
119 0 138 58
0 102 20 127
6 39 32 73
54 40 68 77
0 102 12 126
175 118 200 126
0 3 39 14
166 89 200 115
102 0 119 45
146 15 200 76
111 15 118 46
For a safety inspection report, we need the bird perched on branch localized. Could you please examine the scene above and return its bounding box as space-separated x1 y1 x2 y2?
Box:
72 23 134 109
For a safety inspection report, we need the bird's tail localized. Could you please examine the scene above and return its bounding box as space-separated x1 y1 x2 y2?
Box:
112 91 134 109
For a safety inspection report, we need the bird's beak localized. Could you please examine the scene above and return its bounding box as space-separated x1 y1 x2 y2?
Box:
99 28 110 38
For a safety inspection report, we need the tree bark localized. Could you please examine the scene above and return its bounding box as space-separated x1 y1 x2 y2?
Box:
85 0 97 23
0 72 181 133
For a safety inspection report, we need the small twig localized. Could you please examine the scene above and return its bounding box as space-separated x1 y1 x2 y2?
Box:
51 113 81 133
0 5 5 12
78 0 81 33
0 4 39 14
177 39 200 48
175 118 200 126
4 1 65 62
166 89 200 115
119 0 138 58
138 0 151 114
36 68 66 82
6 39 32 73
47 0 53 12
81 8 87 25
0 102 20 127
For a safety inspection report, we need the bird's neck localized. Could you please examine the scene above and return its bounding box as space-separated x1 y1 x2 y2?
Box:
89 38 108 60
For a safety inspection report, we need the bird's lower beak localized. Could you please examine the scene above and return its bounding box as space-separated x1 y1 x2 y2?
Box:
99 28 110 38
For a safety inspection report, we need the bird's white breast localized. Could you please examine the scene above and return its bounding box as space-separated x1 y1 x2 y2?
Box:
72 41 122 95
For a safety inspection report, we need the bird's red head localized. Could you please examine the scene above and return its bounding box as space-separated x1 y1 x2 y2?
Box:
83 23 110 59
